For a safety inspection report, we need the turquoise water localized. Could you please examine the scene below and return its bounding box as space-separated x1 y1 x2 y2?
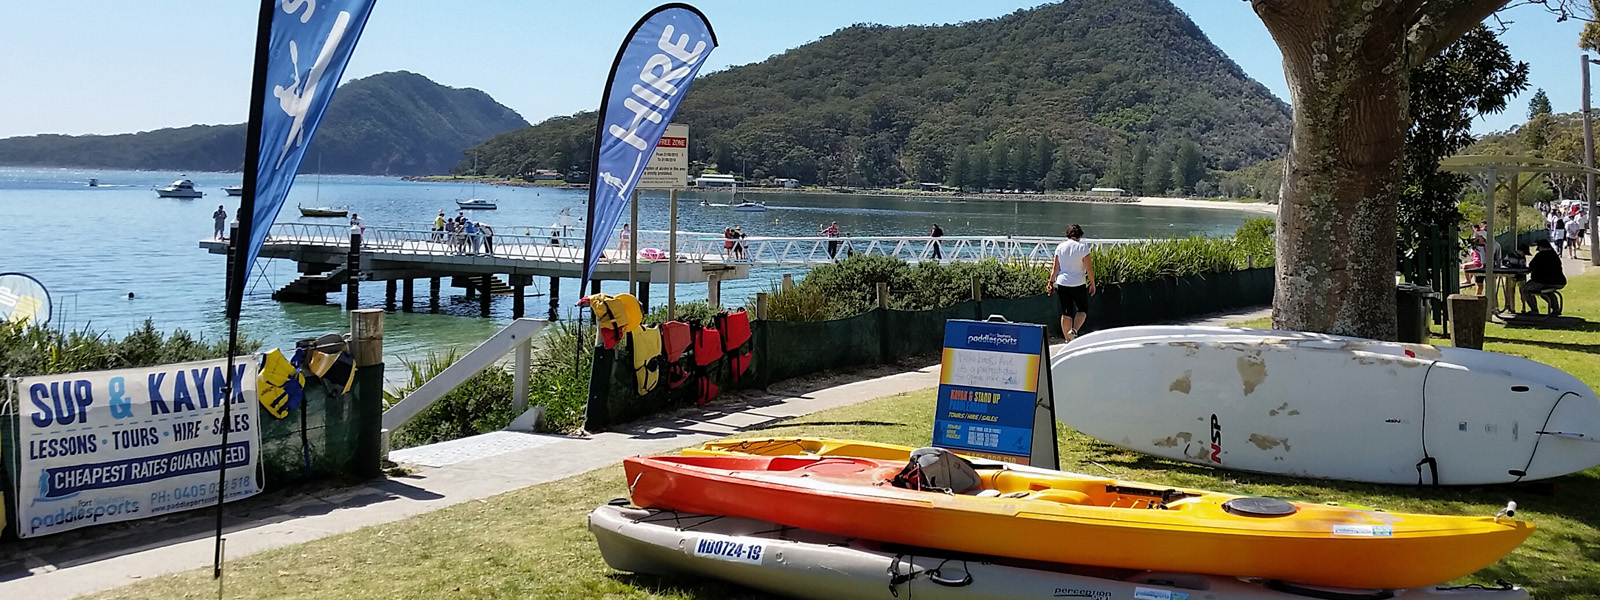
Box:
0 166 1252 361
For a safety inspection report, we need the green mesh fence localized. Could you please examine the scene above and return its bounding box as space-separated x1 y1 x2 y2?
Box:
591 269 1275 428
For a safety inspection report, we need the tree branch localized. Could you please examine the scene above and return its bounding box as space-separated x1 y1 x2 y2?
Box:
1408 0 1512 67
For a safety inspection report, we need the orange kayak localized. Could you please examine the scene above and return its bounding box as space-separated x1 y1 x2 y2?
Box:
624 453 1533 589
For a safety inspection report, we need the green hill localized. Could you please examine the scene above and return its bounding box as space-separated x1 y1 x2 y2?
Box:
469 0 1290 190
0 71 528 176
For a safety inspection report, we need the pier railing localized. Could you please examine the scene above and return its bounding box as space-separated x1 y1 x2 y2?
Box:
262 223 1141 267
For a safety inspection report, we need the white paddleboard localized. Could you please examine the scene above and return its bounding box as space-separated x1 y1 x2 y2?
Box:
1051 326 1600 485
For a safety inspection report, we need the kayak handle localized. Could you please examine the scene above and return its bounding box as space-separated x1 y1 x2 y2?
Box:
928 568 973 587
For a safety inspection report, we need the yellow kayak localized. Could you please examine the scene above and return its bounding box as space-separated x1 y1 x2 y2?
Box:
647 437 1535 589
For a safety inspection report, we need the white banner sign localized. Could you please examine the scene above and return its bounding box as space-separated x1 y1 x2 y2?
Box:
15 357 261 538
638 123 689 190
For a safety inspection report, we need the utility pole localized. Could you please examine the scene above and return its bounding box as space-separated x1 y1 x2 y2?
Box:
1588 55 1600 266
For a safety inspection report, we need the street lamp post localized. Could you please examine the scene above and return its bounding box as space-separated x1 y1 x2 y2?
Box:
1586 55 1599 265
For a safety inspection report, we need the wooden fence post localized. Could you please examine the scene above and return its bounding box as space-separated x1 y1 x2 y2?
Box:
877 282 889 309
755 292 769 320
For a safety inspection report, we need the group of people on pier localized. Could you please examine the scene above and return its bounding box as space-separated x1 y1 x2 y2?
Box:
433 210 494 255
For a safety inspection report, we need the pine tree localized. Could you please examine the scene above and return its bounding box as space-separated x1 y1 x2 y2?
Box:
1011 138 1034 190
1127 140 1150 195
1143 142 1176 196
988 138 1012 190
1527 88 1552 120
948 147 970 189
971 146 990 191
1173 140 1207 194
1034 137 1055 190
1047 153 1077 191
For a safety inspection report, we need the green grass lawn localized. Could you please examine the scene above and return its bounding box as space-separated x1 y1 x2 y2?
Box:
88 273 1600 600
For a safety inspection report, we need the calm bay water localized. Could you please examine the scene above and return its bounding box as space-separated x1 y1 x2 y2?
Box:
0 166 1251 362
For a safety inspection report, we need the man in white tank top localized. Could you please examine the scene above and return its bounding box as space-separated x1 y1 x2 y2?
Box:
1048 224 1096 341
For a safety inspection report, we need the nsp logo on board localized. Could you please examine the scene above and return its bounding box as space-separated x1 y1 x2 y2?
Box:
1209 413 1223 464
964 325 1020 350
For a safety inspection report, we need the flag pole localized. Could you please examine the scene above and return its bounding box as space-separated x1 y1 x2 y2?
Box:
215 0 278 580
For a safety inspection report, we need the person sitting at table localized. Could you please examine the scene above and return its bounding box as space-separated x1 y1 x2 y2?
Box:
1521 240 1566 315
1460 238 1484 288
1500 244 1528 312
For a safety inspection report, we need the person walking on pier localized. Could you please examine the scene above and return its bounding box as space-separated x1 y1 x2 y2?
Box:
1049 224 1096 342
213 205 228 239
822 221 841 260
930 222 944 260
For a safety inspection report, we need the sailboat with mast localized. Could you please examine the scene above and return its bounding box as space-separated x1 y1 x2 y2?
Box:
457 156 498 209
298 155 348 217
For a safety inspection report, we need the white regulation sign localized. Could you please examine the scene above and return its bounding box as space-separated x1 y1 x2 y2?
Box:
638 123 689 190
15 357 261 538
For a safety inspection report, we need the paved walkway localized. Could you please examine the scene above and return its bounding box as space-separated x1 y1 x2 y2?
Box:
0 306 1273 599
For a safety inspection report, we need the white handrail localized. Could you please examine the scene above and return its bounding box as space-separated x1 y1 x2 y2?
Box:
382 318 549 432
257 223 1144 267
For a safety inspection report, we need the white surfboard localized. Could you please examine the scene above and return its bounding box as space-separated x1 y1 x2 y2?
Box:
1051 326 1600 485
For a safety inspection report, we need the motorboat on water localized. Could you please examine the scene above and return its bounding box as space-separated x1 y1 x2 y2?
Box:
87 178 99 187
457 198 497 210
156 179 203 198
298 204 348 217
223 185 244 196
732 200 767 212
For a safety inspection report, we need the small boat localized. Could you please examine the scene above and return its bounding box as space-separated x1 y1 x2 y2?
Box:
457 198 497 209
590 503 1529 600
155 179 203 198
732 200 766 212
298 204 348 217
87 178 99 187
623 448 1533 589
222 185 244 196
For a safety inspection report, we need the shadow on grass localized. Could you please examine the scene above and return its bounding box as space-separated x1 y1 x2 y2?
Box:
607 572 768 599
750 420 903 430
1487 335 1600 356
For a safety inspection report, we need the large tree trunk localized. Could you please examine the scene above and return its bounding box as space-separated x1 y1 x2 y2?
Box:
1256 2 1412 340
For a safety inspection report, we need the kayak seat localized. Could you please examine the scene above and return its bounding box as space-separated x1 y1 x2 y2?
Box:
1024 489 1092 506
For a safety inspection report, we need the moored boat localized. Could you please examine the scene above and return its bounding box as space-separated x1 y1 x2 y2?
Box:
298 204 348 217
155 179 203 198
223 185 244 196
457 198 497 209
732 200 766 212
623 451 1533 589
590 503 1529 600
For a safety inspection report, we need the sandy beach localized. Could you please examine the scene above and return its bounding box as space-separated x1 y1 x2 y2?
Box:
1132 196 1278 214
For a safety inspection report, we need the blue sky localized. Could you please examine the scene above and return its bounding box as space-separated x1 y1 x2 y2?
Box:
0 1 1586 140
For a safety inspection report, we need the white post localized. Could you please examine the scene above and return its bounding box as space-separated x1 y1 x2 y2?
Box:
629 189 639 296
668 189 678 320
513 338 530 413
1485 166 1497 319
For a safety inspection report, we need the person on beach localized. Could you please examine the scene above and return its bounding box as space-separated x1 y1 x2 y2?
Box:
1048 224 1095 342
821 221 841 260
930 222 944 260
213 205 228 239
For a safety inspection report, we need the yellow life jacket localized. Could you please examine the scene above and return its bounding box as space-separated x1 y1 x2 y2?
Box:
630 325 665 396
258 348 306 419
589 293 643 336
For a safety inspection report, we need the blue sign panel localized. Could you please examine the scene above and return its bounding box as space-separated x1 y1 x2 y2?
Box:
934 319 1049 464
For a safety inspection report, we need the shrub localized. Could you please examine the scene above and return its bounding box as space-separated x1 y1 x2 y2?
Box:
384 348 522 449
0 319 258 377
643 301 720 327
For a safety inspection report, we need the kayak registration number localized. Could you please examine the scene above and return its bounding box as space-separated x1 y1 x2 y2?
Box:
691 534 766 565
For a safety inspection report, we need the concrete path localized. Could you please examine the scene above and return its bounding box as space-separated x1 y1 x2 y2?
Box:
1 306 1272 599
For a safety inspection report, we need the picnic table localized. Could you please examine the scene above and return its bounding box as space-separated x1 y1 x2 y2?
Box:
1465 266 1529 314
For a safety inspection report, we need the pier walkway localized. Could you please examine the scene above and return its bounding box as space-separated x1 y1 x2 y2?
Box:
198 223 1137 317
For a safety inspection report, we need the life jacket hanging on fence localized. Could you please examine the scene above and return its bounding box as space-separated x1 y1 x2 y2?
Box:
661 320 693 390
257 348 306 419
692 323 724 405
579 293 643 349
715 309 754 384
629 325 665 396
